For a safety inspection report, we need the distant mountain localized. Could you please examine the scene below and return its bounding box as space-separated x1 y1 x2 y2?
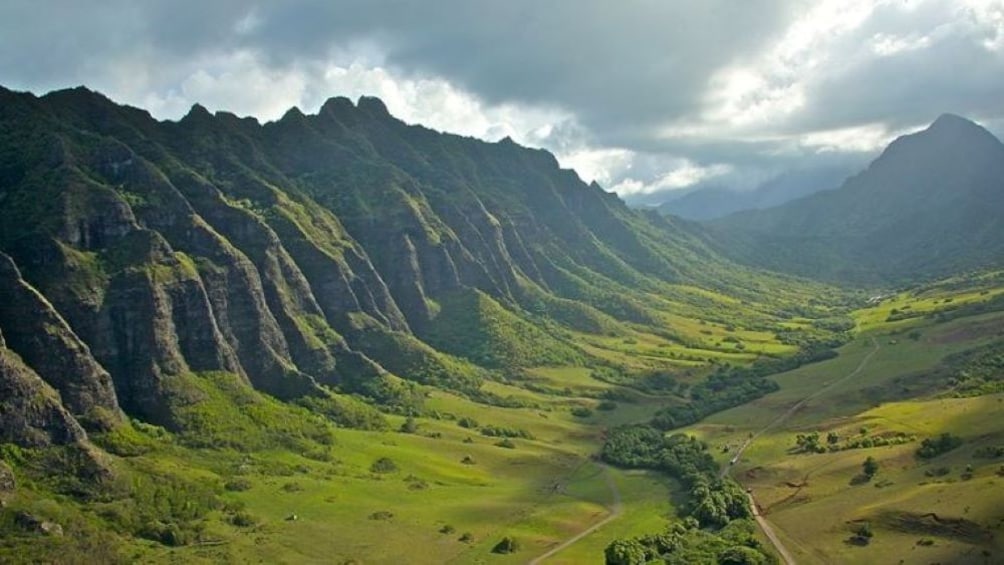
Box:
658 166 858 221
708 114 1004 284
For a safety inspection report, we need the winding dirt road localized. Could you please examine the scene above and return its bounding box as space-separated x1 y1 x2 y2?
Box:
528 463 622 564
529 338 880 564
723 337 882 565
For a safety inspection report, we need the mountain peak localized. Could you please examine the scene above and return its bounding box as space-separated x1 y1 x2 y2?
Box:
183 103 212 121
357 96 390 117
928 113 982 134
319 96 354 117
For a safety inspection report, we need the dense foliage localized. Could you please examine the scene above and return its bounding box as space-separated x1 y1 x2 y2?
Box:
601 425 771 563
649 346 839 432
917 433 964 459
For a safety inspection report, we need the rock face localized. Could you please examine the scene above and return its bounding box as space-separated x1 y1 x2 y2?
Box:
0 330 87 447
0 252 121 430
0 461 14 493
0 85 750 433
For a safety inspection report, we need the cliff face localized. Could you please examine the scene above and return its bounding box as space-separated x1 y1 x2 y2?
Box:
0 85 742 434
0 327 87 447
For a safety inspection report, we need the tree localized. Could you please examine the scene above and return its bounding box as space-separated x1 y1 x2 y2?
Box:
400 416 418 434
827 432 839 445
862 456 879 478
604 538 647 565
719 546 770 565
850 522 873 545
491 536 520 554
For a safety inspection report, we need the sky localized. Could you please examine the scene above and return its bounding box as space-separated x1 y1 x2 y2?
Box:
2 0 1003 204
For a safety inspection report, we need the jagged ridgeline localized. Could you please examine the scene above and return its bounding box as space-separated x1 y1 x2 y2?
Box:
0 86 831 449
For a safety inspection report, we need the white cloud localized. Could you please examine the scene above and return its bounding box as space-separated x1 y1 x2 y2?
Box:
555 147 635 186
871 32 932 56
800 122 912 153
94 48 645 193
702 0 878 129
611 162 733 196
959 0 1004 51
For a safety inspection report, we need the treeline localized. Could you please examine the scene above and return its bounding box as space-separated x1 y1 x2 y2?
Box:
941 340 1004 397
648 345 837 431
601 425 771 563
887 292 1004 323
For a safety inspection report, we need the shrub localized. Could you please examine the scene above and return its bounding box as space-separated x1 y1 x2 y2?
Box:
230 511 257 527
917 433 963 459
571 406 593 418
224 477 252 492
370 457 398 474
399 417 419 434
492 536 520 554
495 438 516 449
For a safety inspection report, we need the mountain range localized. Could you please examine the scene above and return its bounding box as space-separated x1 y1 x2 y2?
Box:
656 165 859 221
705 114 1004 284
0 85 817 454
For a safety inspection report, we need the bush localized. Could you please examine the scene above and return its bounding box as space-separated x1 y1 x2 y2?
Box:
230 511 257 527
597 400 618 411
571 406 593 418
850 522 873 545
399 417 419 434
917 433 964 459
495 438 516 449
480 425 533 439
862 456 879 478
224 477 253 492
492 536 520 554
370 457 398 474
973 446 1004 459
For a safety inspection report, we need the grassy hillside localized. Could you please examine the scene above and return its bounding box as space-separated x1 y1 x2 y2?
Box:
679 276 1004 564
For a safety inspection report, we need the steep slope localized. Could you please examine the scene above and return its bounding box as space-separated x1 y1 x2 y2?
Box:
709 114 1004 284
0 84 834 441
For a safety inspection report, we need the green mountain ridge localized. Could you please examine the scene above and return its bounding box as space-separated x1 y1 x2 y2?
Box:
706 113 1004 285
0 84 830 452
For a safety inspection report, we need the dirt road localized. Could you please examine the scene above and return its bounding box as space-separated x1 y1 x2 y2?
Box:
528 463 623 564
723 337 881 565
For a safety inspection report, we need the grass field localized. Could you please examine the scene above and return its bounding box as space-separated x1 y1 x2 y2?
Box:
683 285 1004 565
5 273 1002 564
86 361 681 564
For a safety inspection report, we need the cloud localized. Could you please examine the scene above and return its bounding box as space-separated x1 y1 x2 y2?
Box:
612 162 734 196
0 0 1002 203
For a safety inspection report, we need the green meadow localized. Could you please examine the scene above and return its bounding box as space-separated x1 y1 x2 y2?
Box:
684 281 1004 565
4 267 1003 564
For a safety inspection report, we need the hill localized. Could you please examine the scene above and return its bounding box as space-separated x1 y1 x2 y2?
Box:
708 114 1004 284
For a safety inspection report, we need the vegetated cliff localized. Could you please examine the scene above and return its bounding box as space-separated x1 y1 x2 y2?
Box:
0 85 809 440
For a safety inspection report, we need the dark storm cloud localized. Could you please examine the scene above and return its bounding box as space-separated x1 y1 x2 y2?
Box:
1 0 1002 201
